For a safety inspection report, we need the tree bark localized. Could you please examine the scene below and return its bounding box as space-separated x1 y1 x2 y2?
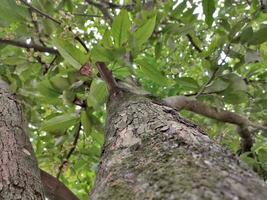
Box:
91 91 267 200
0 88 45 199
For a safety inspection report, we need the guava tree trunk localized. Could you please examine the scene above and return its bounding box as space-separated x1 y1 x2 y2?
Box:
91 92 267 200
0 88 44 199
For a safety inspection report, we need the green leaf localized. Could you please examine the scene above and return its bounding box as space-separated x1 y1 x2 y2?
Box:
163 24 194 35
53 38 88 69
240 27 253 44
80 110 92 135
221 73 247 91
223 90 248 104
248 27 267 45
37 78 61 99
50 75 70 91
111 10 131 47
154 42 162 58
171 1 187 18
133 15 157 47
91 45 113 62
41 113 80 134
204 78 229 93
0 0 29 25
202 0 215 27
176 77 199 91
136 57 170 86
102 30 113 48
87 79 108 109
91 45 126 63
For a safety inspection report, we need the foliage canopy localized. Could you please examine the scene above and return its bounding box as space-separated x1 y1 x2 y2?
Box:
0 0 267 199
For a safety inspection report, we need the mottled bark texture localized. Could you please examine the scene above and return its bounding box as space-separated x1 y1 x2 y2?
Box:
91 91 267 200
0 89 44 199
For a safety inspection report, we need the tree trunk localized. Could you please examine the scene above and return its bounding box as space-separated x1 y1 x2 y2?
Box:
91 92 267 200
0 88 44 199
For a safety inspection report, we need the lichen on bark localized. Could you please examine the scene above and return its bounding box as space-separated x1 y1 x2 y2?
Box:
0 88 44 199
91 91 267 200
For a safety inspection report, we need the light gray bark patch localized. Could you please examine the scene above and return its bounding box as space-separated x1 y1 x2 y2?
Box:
90 92 267 200
0 89 44 199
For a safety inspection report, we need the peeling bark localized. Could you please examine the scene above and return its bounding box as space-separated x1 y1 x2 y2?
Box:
0 88 44 199
91 91 267 200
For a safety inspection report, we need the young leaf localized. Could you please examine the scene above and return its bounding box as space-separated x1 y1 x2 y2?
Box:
91 45 126 63
202 0 215 27
53 38 88 69
41 113 80 134
111 10 131 47
91 45 113 62
240 27 253 44
0 0 29 25
133 15 157 47
80 110 92 135
248 27 267 45
136 57 170 86
204 78 229 93
87 79 108 109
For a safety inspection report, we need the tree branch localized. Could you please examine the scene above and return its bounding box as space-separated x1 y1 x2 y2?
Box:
40 169 79 200
164 96 267 152
96 62 120 96
57 123 82 178
0 38 59 54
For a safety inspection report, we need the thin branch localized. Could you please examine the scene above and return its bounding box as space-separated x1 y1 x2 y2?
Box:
105 2 134 10
21 0 88 52
20 0 61 24
186 34 202 53
28 7 46 46
195 44 231 97
57 123 82 179
0 38 58 54
73 13 103 18
96 62 120 96
73 35 89 52
85 0 113 24
164 96 267 152
195 67 219 98
40 169 79 200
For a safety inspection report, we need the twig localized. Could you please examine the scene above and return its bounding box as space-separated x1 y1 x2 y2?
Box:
186 34 202 53
21 0 89 52
85 0 113 24
195 67 219 98
57 123 82 179
73 35 89 52
0 38 58 54
73 13 103 18
28 7 46 46
20 0 61 24
105 2 134 10
96 62 120 96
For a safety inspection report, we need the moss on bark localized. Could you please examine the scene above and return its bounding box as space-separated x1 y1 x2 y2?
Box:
91 92 267 200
